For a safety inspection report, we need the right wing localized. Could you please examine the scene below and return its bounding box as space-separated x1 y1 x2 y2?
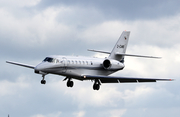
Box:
82 75 173 83
6 61 35 69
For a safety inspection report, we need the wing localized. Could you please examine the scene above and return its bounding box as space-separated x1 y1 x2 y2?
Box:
6 61 35 69
82 75 173 83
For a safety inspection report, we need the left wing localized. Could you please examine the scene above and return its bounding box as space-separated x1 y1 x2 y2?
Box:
82 75 173 83
6 61 35 69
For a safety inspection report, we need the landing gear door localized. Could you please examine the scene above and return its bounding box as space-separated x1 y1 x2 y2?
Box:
62 57 67 73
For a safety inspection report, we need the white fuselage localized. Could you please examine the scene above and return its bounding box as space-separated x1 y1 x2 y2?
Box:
35 55 125 80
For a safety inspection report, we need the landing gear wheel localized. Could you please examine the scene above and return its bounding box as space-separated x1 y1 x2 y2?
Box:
41 80 46 84
40 74 46 84
70 81 74 87
67 80 74 87
93 84 100 90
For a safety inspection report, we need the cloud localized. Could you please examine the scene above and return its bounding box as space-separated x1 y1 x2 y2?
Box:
31 111 61 117
0 76 30 97
38 0 180 20
2 2 180 60
109 109 126 117
0 0 41 8
73 111 85 117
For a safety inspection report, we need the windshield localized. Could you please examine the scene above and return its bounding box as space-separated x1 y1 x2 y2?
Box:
43 57 59 63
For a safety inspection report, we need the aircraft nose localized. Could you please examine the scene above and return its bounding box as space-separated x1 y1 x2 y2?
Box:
34 63 45 73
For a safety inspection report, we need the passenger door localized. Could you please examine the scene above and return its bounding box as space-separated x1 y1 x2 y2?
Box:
62 57 67 73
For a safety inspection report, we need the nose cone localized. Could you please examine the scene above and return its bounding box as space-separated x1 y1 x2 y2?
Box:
34 62 49 74
34 62 47 72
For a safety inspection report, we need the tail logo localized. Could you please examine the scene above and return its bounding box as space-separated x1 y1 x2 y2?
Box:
124 36 127 40
117 45 124 48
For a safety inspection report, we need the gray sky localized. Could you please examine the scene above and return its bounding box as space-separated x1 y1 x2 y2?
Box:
1 0 180 117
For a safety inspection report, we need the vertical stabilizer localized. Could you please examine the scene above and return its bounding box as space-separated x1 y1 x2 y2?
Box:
108 31 130 61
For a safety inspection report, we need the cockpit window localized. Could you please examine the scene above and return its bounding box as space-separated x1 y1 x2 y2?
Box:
43 57 58 63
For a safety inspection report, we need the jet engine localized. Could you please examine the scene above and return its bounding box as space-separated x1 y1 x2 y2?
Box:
102 59 124 70
103 59 111 69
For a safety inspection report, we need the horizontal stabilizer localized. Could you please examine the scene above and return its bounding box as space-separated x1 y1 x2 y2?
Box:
115 52 161 59
88 49 161 59
88 49 110 54
6 61 35 69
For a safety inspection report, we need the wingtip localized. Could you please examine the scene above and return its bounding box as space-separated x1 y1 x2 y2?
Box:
6 61 10 63
6 61 14 64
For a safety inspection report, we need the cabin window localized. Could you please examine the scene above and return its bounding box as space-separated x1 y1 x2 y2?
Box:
75 61 77 64
91 61 93 65
79 61 81 64
68 60 70 64
86 61 88 65
72 60 74 64
82 61 85 64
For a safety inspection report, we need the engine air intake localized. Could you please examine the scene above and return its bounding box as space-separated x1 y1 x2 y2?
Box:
103 59 111 69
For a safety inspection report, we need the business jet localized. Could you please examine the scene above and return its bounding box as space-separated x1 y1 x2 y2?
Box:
6 31 173 90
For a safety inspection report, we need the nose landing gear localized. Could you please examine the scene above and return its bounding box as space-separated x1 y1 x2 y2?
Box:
41 75 46 84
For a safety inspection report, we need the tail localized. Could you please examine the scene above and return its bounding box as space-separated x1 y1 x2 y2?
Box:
88 31 160 60
108 31 130 61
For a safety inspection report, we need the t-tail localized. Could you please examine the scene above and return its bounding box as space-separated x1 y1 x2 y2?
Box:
88 31 161 61
108 31 130 61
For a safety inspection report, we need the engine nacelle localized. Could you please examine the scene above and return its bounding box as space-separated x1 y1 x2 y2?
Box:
102 59 124 70
103 59 111 69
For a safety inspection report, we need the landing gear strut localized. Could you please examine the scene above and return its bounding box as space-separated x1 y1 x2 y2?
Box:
41 75 46 84
93 79 101 90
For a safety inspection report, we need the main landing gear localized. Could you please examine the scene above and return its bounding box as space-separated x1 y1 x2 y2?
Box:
40 76 100 90
64 77 101 90
67 79 74 87
63 77 74 88
41 75 46 84
93 79 101 90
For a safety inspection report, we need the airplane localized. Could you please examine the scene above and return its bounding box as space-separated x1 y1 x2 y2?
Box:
6 31 173 90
